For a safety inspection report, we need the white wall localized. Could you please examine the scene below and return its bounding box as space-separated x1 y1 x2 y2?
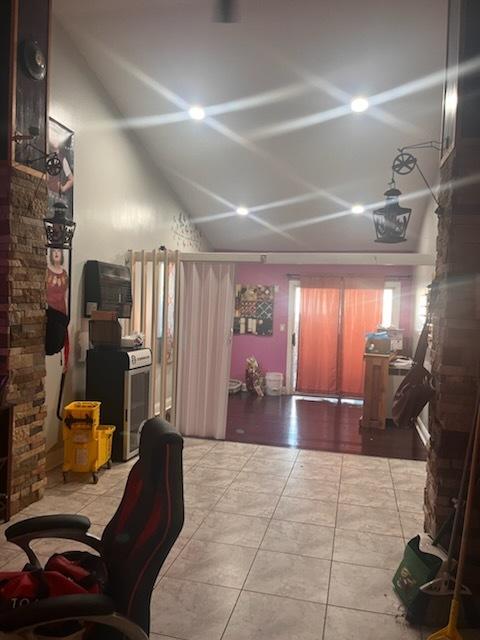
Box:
45 20 208 467
412 198 438 435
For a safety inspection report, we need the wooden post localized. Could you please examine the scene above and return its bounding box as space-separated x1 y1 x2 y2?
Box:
360 354 390 429
171 250 181 426
150 249 158 417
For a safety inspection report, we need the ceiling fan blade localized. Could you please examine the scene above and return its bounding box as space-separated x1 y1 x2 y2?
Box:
214 0 238 22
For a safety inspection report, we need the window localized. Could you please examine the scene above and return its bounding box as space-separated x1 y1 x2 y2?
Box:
382 281 401 328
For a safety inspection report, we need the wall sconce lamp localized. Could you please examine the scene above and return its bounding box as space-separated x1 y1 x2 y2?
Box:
43 202 76 250
373 185 411 244
374 140 440 243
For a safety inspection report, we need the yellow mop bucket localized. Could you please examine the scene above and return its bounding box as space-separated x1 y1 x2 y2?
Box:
63 401 101 429
63 401 115 483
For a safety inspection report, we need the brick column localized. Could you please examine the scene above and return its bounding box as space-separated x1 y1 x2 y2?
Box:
425 152 480 590
0 166 47 515
424 0 480 594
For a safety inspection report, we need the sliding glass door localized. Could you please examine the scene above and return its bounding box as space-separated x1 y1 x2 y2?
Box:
294 277 385 397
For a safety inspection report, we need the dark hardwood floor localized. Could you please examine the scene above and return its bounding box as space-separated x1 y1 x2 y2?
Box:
226 393 427 461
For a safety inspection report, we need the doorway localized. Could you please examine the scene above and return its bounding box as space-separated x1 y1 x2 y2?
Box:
287 278 400 398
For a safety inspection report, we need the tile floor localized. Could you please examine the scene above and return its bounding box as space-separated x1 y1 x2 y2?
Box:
0 438 475 640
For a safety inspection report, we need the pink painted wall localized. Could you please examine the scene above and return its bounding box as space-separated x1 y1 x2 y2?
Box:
230 263 414 381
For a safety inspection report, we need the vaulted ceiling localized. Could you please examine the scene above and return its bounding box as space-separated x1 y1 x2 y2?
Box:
55 0 447 252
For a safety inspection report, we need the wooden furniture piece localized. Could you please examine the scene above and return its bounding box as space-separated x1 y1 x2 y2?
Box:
360 353 391 430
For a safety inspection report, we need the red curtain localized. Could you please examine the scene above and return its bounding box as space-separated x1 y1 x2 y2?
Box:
296 287 340 394
340 288 384 396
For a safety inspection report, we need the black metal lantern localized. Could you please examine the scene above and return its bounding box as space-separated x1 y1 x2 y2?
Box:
43 202 76 250
373 187 411 243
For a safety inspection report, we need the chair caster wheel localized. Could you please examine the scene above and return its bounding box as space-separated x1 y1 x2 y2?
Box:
92 473 99 484
107 459 112 469
62 472 68 483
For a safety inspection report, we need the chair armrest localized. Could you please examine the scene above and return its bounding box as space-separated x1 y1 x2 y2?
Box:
0 595 149 640
0 594 115 632
6 515 91 540
4 515 102 567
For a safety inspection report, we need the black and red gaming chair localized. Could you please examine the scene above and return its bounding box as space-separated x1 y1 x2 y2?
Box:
0 417 184 639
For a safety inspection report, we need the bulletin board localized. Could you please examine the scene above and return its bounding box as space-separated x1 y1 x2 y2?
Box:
233 284 274 336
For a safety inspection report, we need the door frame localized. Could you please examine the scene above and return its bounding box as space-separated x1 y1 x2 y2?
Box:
285 279 300 394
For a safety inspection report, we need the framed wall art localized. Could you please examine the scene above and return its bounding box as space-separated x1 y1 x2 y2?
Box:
233 284 274 336
47 118 74 219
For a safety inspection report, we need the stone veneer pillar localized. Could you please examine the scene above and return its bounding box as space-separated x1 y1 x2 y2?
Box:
425 144 480 590
0 165 47 516
424 0 480 595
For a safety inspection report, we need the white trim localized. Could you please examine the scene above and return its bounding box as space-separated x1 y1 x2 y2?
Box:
178 252 435 266
416 415 430 449
285 279 300 394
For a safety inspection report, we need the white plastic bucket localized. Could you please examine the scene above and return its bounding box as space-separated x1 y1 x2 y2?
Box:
265 372 283 396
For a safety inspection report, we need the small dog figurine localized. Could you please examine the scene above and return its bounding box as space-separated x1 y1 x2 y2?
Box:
245 356 265 397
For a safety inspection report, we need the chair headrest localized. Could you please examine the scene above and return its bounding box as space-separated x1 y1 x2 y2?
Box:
138 417 183 478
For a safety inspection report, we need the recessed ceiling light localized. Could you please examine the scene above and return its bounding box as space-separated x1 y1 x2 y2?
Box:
236 206 249 216
188 105 206 121
351 204 365 214
350 97 369 113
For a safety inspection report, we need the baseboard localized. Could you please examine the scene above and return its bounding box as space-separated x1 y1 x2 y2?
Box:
46 444 63 471
416 415 430 449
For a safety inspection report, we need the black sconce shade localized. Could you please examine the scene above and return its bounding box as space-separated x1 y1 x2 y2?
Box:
44 202 76 250
373 188 411 243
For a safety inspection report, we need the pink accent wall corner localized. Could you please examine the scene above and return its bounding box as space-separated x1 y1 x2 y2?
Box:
230 263 414 382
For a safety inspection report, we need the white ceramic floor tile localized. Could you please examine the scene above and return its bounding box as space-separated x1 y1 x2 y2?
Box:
291 460 342 481
395 488 425 514
76 496 122 526
39 440 432 640
230 470 287 495
336 503 402 537
199 450 252 470
168 539 256 589
151 577 239 640
223 590 326 640
157 536 189 579
274 496 337 528
182 508 208 538
399 511 425 540
341 466 394 488
389 459 426 476
242 457 295 478
261 519 334 560
391 471 426 492
211 441 257 455
245 549 330 604
329 561 403 616
283 476 339 501
253 446 299 462
21 492 96 517
325 605 421 640
0 553 28 571
215 489 279 518
183 446 215 465
194 511 269 548
339 483 396 509
185 465 239 489
333 529 405 569
296 450 343 466
343 455 390 471
183 484 224 511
